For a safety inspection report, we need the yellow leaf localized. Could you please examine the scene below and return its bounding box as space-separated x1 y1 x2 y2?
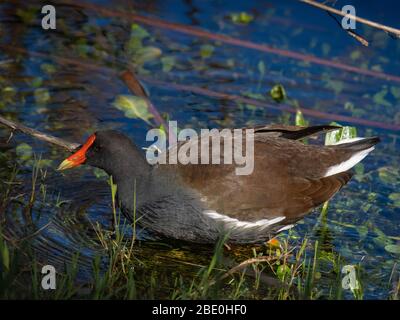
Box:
113 95 154 124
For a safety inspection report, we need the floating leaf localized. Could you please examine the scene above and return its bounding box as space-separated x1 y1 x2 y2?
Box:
322 43 330 56
40 63 57 74
344 101 355 112
31 77 43 88
161 56 176 73
126 24 151 58
350 50 361 60
324 123 357 146
373 227 392 248
378 167 399 185
357 225 369 241
384 244 400 255
130 24 150 40
1 86 16 102
295 109 308 126
258 60 266 76
230 12 254 25
354 163 365 181
328 80 344 95
269 84 287 103
16 8 37 24
93 168 108 179
16 143 33 161
340 126 357 140
200 44 214 59
227 58 235 68
113 95 153 124
74 38 89 57
244 92 264 100
35 159 53 168
257 60 266 89
292 27 303 37
389 193 400 201
373 87 392 108
34 88 50 105
390 86 400 99
389 193 400 207
134 46 162 65
371 65 383 72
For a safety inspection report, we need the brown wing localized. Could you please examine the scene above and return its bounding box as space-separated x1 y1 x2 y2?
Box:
168 135 354 222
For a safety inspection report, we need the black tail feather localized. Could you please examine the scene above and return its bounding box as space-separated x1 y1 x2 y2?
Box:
255 125 341 140
333 136 380 151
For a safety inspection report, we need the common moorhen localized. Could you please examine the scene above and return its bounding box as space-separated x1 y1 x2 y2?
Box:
58 125 379 244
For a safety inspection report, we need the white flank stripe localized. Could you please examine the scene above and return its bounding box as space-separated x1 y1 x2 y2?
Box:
324 146 374 177
203 210 285 231
276 224 294 232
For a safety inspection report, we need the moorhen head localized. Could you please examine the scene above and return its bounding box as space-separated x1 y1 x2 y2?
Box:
58 125 379 244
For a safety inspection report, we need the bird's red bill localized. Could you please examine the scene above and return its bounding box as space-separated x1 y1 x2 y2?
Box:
57 134 96 170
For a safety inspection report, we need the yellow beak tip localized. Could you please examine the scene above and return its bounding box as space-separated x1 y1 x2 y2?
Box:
57 159 74 171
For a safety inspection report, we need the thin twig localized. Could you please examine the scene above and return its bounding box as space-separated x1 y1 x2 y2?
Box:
0 115 80 152
120 70 169 133
301 0 400 37
327 11 369 46
219 256 275 281
15 221 53 243
0 59 14 66
207 255 286 289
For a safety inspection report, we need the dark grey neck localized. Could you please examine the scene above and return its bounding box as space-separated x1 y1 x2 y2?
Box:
104 147 152 214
